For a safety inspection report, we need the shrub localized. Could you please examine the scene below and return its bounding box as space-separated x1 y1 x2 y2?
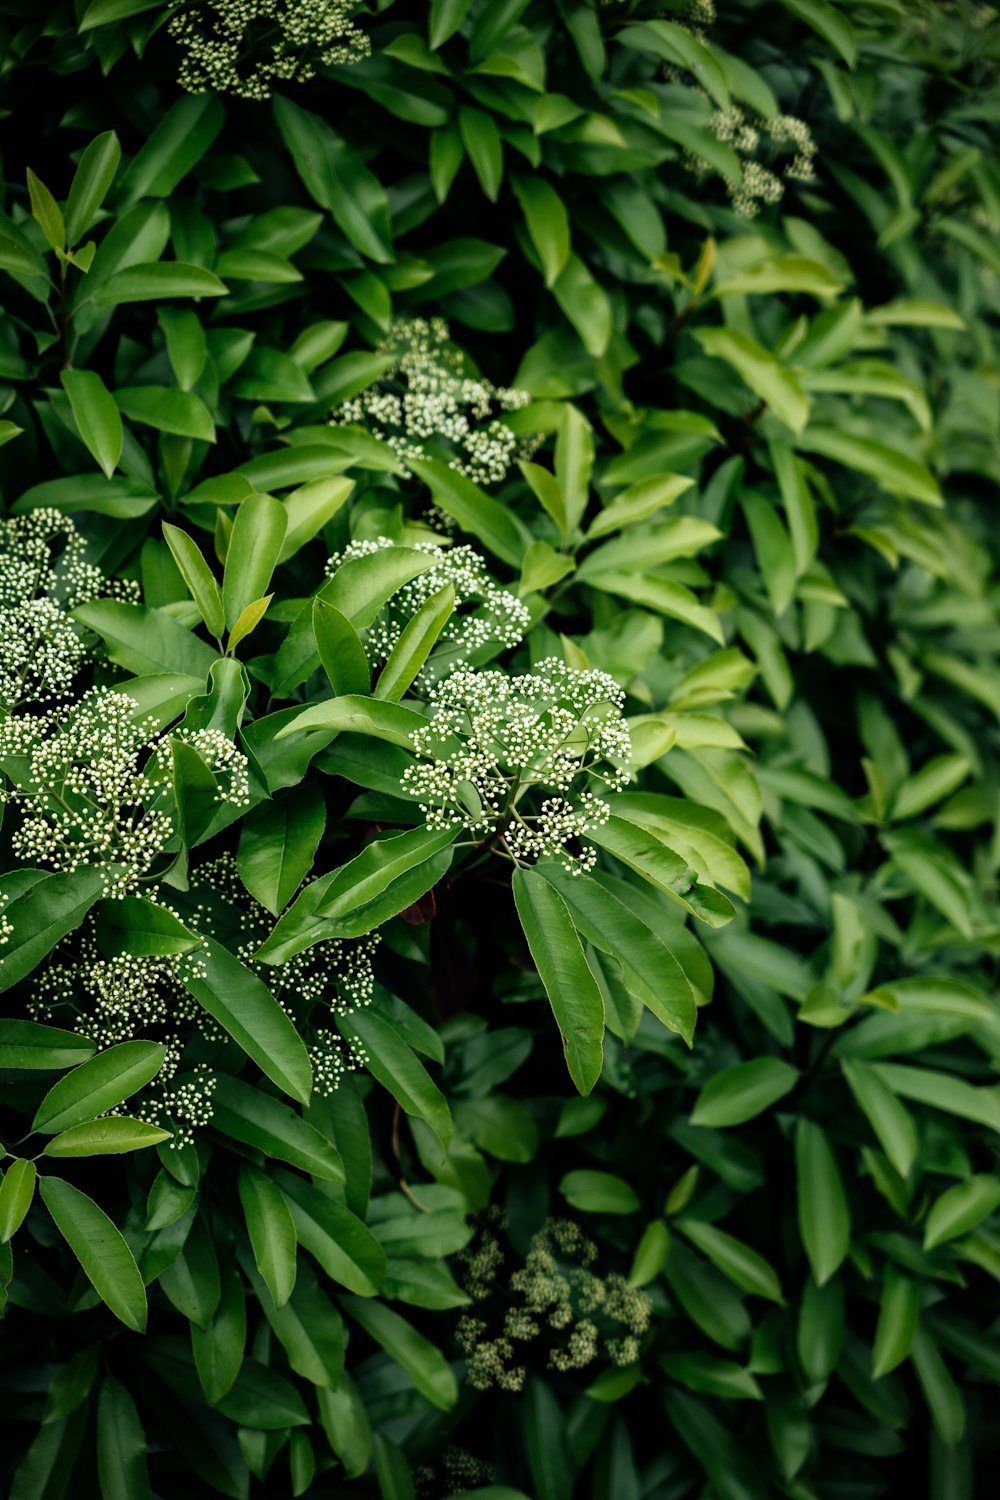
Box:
1 2 999 1496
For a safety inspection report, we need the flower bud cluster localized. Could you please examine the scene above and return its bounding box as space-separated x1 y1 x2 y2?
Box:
455 1214 651 1391
706 106 818 217
148 727 252 809
30 917 218 1147
0 690 251 898
196 854 379 1093
326 537 530 673
169 0 369 100
401 659 632 875
331 318 535 486
0 509 136 711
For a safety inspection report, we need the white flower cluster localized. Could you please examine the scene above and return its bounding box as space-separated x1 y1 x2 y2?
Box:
401 658 632 875
0 891 11 950
331 318 535 486
706 106 817 217
196 854 377 1094
148 727 252 810
456 1215 651 1392
0 509 136 711
31 917 218 1147
0 691 251 898
168 0 369 100
326 537 530 674
0 691 173 899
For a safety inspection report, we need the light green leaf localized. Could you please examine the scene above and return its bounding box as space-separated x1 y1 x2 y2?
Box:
43 1117 171 1157
65 132 121 245
693 326 809 432
0 1159 37 1243
162 523 226 639
222 492 287 629
376 584 455 702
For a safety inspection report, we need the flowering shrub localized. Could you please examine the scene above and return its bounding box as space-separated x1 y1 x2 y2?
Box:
1 2 1000 1497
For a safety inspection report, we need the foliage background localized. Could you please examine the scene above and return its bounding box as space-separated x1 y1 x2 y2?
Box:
2 1 1000 1497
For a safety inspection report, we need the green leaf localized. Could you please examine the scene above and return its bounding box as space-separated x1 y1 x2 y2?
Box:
191 1265 246 1403
257 826 456 962
406 457 525 566
222 492 288 630
0 1019 94 1072
279 475 354 563
537 866 697 1043
278 1173 386 1295
693 326 809 432
95 896 200 959
237 788 325 918
924 1176 1000 1251
97 1377 151 1500
32 1040 166 1134
779 0 857 66
239 1165 297 1308
249 1260 345 1389
512 866 605 1095
162 522 226 640
43 1118 171 1157
73 600 217 679
872 1267 920 1379
180 937 313 1104
587 474 693 540
513 175 571 287
560 1169 640 1215
796 1119 850 1285
79 0 162 28
691 1057 798 1127
714 255 843 299
159 308 208 391
60 368 122 479
617 20 731 107
587 815 735 927
341 1296 458 1410
524 1377 573 1500
313 601 371 697
0 868 107 992
274 96 393 264
276 694 428 747
116 386 215 443
211 1074 343 1180
26 168 65 252
65 132 121 245
840 1059 918 1179
429 0 471 48
0 1159 37 1243
911 1328 965 1449
216 1360 309 1430
552 254 613 359
93 262 228 305
459 107 503 201
337 1008 452 1148
39 1177 147 1331
376 584 455 702
120 94 225 203
797 427 941 505
678 1219 784 1302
